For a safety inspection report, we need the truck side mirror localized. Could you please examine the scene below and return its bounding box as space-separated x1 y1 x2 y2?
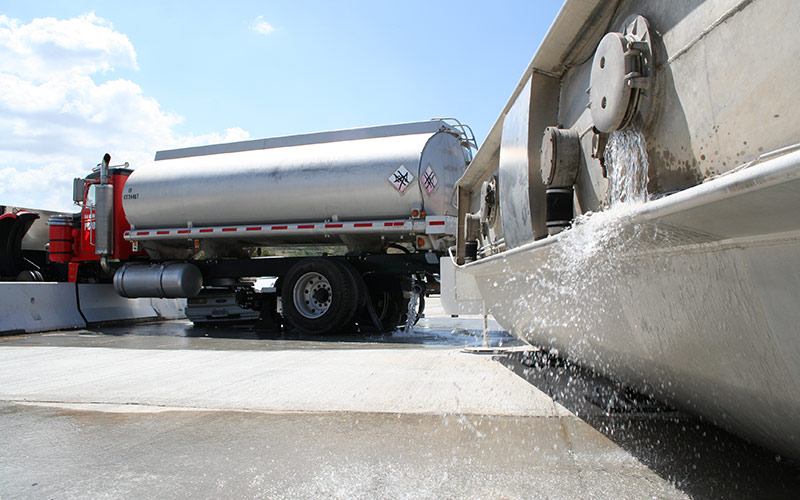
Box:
73 178 86 205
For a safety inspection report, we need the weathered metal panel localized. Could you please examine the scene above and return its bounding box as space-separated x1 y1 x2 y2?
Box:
499 78 534 249
453 0 800 459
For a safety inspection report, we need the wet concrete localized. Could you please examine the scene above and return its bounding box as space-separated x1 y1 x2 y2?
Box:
0 404 689 500
499 350 800 499
1 300 798 499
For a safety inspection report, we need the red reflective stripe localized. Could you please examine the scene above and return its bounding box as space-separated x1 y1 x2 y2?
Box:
428 220 445 226
393 222 405 226
136 231 150 236
246 227 261 231
298 224 314 229
222 228 237 232
271 225 288 230
177 229 191 234
156 230 169 235
354 223 372 228
384 222 394 227
325 223 343 228
199 229 213 233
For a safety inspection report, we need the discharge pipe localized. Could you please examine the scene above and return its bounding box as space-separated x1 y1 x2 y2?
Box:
100 153 110 185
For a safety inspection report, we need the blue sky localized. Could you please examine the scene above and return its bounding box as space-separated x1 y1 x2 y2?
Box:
1 1 563 210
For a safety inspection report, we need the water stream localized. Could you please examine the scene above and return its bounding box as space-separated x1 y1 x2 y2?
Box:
489 127 654 363
605 127 650 206
402 286 421 334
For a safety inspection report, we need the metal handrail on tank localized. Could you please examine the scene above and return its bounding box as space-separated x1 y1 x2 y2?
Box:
434 117 478 164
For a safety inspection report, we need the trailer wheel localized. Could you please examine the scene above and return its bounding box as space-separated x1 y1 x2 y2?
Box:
364 290 399 331
358 275 408 333
281 258 358 335
15 270 44 282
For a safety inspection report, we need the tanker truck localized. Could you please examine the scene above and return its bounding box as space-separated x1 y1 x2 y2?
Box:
48 119 475 334
445 0 800 460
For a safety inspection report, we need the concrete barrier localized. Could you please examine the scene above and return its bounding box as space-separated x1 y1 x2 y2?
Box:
78 284 160 324
77 285 186 324
0 283 85 334
150 297 187 320
1 283 187 335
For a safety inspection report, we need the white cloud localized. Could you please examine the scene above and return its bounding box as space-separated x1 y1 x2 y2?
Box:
0 14 251 212
0 13 137 80
250 16 275 36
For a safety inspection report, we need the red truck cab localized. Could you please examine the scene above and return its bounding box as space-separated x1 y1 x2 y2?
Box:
48 156 144 281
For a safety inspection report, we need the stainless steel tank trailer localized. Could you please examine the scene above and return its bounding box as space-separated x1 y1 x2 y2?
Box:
446 0 800 461
46 119 476 334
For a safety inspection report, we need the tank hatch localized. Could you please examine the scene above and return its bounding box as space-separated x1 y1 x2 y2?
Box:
590 15 655 133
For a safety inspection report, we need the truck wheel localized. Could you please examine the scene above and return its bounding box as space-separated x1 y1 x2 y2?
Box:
359 275 406 333
16 270 44 282
376 290 404 330
281 258 358 335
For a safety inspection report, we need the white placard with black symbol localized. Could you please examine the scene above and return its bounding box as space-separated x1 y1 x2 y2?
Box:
388 165 414 193
422 165 438 194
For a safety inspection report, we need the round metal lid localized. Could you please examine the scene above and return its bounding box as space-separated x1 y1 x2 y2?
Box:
590 32 632 133
540 126 581 187
540 126 558 185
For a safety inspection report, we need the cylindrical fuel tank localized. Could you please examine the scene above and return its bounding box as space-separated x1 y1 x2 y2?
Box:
122 124 467 230
48 214 74 263
113 261 202 298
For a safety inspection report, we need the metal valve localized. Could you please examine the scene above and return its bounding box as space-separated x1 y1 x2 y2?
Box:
540 127 581 235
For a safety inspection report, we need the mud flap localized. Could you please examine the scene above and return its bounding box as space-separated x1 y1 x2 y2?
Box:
0 211 40 278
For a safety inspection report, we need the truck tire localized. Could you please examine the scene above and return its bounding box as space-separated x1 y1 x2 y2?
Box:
358 274 408 333
372 290 403 330
339 261 367 313
281 258 358 335
15 270 44 282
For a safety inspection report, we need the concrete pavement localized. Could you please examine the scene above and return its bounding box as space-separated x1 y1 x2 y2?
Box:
1 300 798 499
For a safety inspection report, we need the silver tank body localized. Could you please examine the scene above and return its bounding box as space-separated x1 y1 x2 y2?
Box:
123 121 467 230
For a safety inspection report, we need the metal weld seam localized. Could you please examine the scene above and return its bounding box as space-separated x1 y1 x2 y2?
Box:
666 0 756 65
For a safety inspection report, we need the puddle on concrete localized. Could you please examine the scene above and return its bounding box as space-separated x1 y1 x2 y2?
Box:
497 350 800 499
0 313 521 351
